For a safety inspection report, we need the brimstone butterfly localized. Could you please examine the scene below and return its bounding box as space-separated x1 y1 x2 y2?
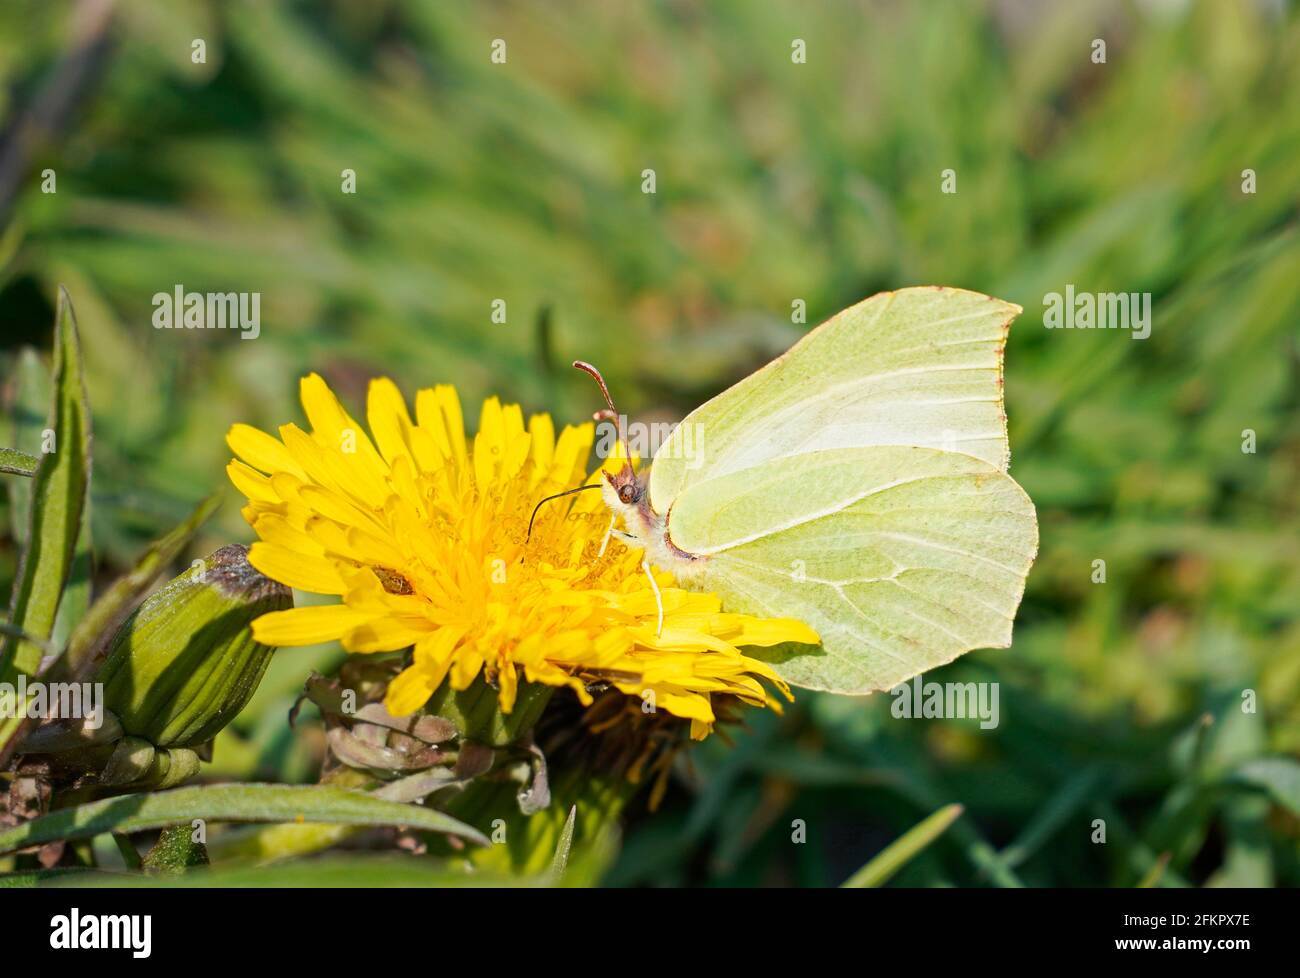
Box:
578 286 1038 696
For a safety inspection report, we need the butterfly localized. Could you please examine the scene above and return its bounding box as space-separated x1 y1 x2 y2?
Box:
573 286 1038 695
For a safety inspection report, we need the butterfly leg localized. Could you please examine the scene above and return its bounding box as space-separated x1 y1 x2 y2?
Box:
598 517 642 563
641 558 664 637
597 514 616 557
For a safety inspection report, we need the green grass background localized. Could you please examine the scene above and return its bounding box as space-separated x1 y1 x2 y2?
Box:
1 0 1297 885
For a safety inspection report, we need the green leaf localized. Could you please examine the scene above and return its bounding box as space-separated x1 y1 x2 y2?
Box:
842 803 965 888
0 782 489 855
0 868 112 888
47 493 221 683
203 821 360 864
1230 757 1300 817
0 447 39 476
0 288 92 760
5 347 50 539
23 856 534 888
51 491 92 652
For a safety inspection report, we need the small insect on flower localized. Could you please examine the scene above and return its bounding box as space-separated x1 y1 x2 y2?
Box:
226 375 814 739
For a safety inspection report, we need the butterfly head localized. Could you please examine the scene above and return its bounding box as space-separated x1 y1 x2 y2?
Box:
603 464 644 506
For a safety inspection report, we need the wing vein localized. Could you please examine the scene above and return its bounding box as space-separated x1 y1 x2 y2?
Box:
874 531 1025 577
693 474 935 554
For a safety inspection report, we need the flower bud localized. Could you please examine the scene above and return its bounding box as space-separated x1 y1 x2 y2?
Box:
95 544 291 748
100 737 203 790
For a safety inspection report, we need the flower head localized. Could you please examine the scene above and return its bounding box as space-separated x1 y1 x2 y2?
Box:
226 375 815 738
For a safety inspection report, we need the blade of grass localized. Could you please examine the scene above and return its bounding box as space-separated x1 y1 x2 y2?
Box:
549 804 577 883
842 803 964 888
992 764 1108 872
1097 801 1191 888
112 832 142 871
1136 852 1171 888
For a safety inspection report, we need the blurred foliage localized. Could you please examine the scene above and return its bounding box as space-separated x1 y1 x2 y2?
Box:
1 0 1297 886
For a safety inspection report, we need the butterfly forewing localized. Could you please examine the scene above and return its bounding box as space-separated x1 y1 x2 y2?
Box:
649 287 1020 515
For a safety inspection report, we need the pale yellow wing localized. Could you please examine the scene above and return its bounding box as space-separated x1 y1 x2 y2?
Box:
667 446 1038 694
649 287 1020 515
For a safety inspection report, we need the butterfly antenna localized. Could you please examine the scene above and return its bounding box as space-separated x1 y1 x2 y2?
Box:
574 360 632 471
527 483 604 541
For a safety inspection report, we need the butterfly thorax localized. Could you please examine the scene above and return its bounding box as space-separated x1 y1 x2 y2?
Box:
600 469 706 584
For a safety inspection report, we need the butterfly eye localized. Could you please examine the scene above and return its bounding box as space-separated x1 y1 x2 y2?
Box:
618 484 638 505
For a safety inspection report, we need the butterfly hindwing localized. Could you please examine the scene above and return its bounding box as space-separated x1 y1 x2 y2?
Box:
666 446 1038 694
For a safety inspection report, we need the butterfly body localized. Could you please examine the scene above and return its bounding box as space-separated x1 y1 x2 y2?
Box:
598 470 707 584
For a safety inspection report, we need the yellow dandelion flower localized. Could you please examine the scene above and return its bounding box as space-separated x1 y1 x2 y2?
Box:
225 374 817 739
